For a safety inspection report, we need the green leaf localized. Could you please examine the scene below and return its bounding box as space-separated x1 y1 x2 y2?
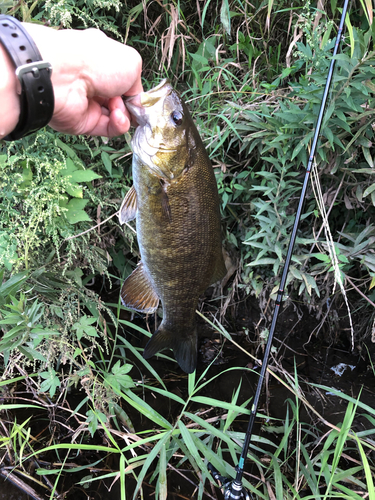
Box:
363 183 375 198
65 184 83 198
18 345 47 362
178 421 207 473
132 432 171 499
344 11 355 58
104 361 134 392
101 151 112 176
220 0 231 36
71 170 102 183
158 443 167 500
272 456 283 499
66 210 91 224
354 435 375 500
65 198 91 224
246 257 277 266
191 396 250 415
141 385 185 405
40 369 60 398
121 391 172 430
289 265 302 280
73 315 98 340
301 273 319 296
86 409 107 437
189 52 209 65
67 198 89 211
61 157 78 176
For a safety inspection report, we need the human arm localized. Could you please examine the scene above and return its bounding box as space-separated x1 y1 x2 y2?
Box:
0 23 143 139
0 35 20 138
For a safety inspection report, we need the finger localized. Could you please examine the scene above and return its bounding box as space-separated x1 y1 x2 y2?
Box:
107 108 131 137
84 108 131 137
123 76 143 97
86 42 143 98
107 96 139 130
108 96 126 114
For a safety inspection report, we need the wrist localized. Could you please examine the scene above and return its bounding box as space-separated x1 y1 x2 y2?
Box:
0 42 20 139
23 23 91 125
0 16 54 141
23 23 84 84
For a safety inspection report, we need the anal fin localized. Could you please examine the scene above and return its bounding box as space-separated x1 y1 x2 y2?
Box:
121 262 159 313
118 185 137 224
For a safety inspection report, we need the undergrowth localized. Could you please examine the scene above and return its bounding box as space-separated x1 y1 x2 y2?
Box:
1 0 375 499
1 320 374 499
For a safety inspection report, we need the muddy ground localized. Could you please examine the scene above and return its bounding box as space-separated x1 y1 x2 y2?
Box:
1 289 374 499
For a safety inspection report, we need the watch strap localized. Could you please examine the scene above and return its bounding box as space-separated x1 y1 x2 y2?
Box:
0 15 54 140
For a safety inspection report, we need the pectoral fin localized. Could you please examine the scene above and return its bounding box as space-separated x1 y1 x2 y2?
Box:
121 262 159 313
118 186 137 224
159 179 171 222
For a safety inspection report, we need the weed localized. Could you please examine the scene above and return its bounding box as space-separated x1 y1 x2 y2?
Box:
1 1 375 498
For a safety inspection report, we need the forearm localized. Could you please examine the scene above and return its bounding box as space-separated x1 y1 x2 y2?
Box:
0 21 142 139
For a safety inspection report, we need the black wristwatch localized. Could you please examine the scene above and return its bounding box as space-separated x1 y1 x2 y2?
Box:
0 15 54 141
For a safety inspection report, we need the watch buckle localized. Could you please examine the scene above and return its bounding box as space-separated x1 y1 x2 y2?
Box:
16 61 52 80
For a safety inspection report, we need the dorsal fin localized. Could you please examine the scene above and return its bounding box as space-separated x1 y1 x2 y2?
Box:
118 186 137 224
121 263 159 313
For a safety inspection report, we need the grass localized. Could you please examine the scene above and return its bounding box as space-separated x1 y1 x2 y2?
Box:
1 312 375 499
1 0 375 498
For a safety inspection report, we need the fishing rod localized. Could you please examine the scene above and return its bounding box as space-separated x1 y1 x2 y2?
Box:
208 1 350 498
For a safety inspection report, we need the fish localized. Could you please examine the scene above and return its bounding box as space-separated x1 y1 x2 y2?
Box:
118 79 226 373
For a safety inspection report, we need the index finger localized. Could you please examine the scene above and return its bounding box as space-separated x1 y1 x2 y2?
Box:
84 36 143 98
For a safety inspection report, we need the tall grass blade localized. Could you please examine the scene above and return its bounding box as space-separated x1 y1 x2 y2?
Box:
132 431 171 500
312 384 375 418
354 435 375 499
158 442 167 500
201 0 213 28
266 0 275 31
271 455 283 500
121 391 172 430
120 454 126 500
191 396 250 414
117 333 167 390
188 370 196 396
359 0 373 25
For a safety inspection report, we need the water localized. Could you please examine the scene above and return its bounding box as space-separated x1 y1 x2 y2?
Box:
0 479 28 500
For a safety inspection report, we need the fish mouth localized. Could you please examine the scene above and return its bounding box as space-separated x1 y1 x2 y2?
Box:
141 78 173 107
125 79 176 181
125 79 172 122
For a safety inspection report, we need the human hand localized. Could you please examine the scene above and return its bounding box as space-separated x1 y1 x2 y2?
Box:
22 24 143 137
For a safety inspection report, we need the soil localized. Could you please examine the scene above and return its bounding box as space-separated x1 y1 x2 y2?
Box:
1 290 374 500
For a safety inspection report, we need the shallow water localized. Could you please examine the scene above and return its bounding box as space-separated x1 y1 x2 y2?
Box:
0 480 27 500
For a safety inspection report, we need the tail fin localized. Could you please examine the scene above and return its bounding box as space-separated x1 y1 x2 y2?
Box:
143 324 197 374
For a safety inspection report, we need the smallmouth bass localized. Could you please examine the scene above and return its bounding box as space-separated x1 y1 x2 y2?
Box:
119 79 226 373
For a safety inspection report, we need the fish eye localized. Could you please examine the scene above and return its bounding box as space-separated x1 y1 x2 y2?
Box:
171 111 183 126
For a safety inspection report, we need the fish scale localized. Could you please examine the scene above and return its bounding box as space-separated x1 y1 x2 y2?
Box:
119 79 226 373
